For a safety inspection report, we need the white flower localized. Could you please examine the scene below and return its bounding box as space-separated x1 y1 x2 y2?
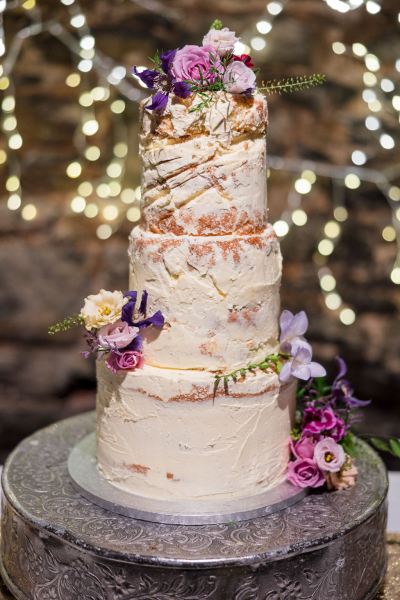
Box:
223 61 256 94
80 289 126 330
202 27 239 56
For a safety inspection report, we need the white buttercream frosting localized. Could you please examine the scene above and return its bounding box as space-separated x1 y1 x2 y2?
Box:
140 91 268 235
96 361 296 500
129 226 282 371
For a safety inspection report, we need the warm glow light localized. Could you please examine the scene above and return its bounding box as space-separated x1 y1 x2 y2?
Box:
325 293 342 310
66 161 82 178
80 35 95 50
106 162 122 178
301 170 317 184
396 208 400 222
332 42 346 55
256 20 272 34
96 183 110 198
380 134 395 150
7 194 21 210
366 0 381 14
110 100 126 114
84 203 99 218
392 96 400 111
102 204 119 220
352 43 367 57
381 78 395 93
273 220 289 237
250 37 266 51
121 188 136 204
78 59 93 73
324 221 341 238
368 99 382 112
108 66 127 84
91 86 109 101
334 206 348 222
321 274 336 292
8 134 23 149
362 89 376 103
0 149 7 164
292 209 308 226
294 178 312 194
65 73 81 87
114 142 128 158
365 53 380 72
365 116 380 130
266 1 283 15
318 239 334 255
70 14 85 28
326 0 349 14
390 268 400 284
382 226 396 242
2 96 15 112
70 196 86 213
82 119 99 136
351 150 367 165
127 206 141 222
22 0 36 9
363 72 377 86
108 181 121 196
21 203 37 221
60 0 74 4
0 77 10 90
344 173 361 189
340 308 356 325
78 181 93 197
6 176 19 192
79 92 93 107
85 146 101 161
388 186 400 201
96 224 112 239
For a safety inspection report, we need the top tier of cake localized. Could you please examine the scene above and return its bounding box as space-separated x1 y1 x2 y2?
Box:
139 91 268 236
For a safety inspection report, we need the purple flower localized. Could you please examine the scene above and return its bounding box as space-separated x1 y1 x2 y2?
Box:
132 66 158 89
332 357 370 408
146 91 169 111
160 49 176 75
106 350 144 374
173 80 191 98
287 457 325 489
314 437 346 473
121 290 165 330
98 320 139 350
279 344 326 383
302 405 346 442
170 45 223 84
223 61 256 94
279 309 309 354
290 434 317 460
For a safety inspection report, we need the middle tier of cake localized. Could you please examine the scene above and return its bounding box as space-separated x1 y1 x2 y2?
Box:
129 225 282 371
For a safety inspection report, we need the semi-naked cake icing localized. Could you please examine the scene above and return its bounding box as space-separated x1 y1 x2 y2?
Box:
96 91 297 501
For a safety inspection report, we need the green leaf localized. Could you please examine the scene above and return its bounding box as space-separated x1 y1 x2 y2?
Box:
341 432 357 456
210 19 223 30
48 314 84 335
223 375 229 394
389 438 400 458
258 74 326 96
369 437 391 453
213 376 221 400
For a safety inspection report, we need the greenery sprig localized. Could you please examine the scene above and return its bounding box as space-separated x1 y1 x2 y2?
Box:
258 74 326 95
213 352 288 398
368 436 400 459
48 314 84 335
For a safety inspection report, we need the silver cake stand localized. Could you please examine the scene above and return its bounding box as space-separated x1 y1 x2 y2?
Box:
0 412 388 600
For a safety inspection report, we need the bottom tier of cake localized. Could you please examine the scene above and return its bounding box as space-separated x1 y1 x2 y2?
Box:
96 361 296 501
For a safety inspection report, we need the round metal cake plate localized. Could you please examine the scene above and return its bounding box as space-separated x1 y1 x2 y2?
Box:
0 412 388 600
68 432 307 525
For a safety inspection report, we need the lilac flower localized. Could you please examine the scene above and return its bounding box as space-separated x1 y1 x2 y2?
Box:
97 320 139 350
279 310 309 354
223 61 256 94
331 357 370 408
314 437 346 473
279 344 326 383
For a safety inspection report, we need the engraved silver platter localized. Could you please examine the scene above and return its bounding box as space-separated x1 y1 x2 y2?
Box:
0 412 388 600
68 432 306 524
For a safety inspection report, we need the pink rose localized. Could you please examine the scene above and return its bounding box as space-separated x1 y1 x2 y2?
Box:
223 60 256 94
202 27 239 56
326 458 358 490
290 435 317 460
287 458 325 489
98 320 139 350
314 437 346 473
170 45 222 83
106 350 144 374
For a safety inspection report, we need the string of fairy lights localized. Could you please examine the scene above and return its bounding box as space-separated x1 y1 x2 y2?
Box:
0 0 399 327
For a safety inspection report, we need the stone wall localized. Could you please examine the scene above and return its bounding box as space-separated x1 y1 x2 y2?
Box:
0 0 399 465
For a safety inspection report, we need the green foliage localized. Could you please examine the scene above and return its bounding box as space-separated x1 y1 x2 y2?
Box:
210 19 223 30
258 74 326 95
149 50 162 71
369 436 400 459
48 314 84 335
213 353 288 398
342 431 357 456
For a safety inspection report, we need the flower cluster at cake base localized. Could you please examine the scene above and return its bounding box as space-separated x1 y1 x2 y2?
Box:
132 19 325 113
49 289 164 374
289 357 370 491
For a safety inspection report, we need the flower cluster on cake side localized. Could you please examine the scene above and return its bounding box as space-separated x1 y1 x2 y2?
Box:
132 19 325 112
49 289 164 374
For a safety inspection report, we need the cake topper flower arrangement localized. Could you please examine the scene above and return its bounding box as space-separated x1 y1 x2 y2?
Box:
132 19 325 113
48 290 164 374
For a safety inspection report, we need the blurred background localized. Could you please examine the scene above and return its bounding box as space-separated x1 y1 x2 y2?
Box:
0 0 399 465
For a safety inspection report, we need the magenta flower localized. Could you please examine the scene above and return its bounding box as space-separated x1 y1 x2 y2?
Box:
290 434 317 460
279 344 326 383
106 350 144 374
279 309 309 354
170 45 222 84
223 61 256 94
287 458 325 489
314 437 346 473
98 320 139 350
303 405 337 434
